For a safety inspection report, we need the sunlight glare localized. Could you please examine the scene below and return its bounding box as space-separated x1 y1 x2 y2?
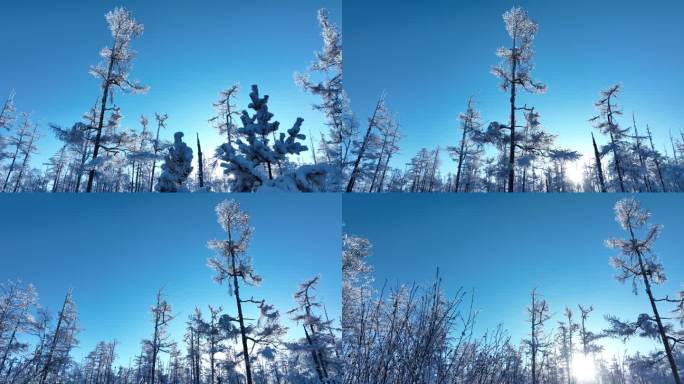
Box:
571 353 597 382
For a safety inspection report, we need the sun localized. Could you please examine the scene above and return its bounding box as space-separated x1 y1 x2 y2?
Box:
571 353 597 382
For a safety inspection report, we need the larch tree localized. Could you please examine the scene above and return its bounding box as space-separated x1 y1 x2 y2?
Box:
86 7 148 192
604 197 682 384
0 280 38 375
0 91 16 162
346 93 388 192
448 98 483 193
2 113 33 192
296 8 349 177
524 289 551 384
288 276 340 383
491 6 546 192
590 84 628 192
11 122 40 193
149 112 168 192
38 290 79 384
145 289 175 384
207 200 286 384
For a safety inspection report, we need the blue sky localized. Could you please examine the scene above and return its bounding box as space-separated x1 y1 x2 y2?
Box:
0 194 341 366
343 194 684 359
0 0 340 169
344 0 684 182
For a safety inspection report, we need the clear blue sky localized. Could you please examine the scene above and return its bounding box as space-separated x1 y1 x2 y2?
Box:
343 194 684 359
0 0 340 169
0 194 341 366
344 0 684 182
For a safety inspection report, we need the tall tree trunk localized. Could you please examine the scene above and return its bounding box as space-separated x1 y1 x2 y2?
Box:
632 114 651 192
507 40 518 193
630 225 682 384
647 125 667 192
454 125 468 193
149 122 163 192
591 133 607 192
87 49 116 193
2 130 25 192
346 96 383 192
39 292 69 384
197 133 204 189
228 230 253 384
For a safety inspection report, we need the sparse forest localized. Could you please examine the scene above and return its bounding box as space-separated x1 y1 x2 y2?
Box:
0 7 342 192
342 197 684 383
0 200 341 383
343 6 684 193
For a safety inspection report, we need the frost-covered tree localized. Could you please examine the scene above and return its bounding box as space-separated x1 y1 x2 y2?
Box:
148 112 168 191
2 113 33 192
590 84 629 192
156 132 193 192
145 289 175 384
447 98 483 193
525 289 551 384
8 117 39 193
38 290 79 384
0 280 37 375
604 198 682 384
288 276 340 383
209 85 240 148
0 91 16 162
86 7 148 192
296 8 349 181
207 200 287 384
346 94 390 192
491 6 546 192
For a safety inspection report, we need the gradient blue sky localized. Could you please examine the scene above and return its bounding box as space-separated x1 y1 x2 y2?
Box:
0 0 340 169
344 0 684 182
343 194 684 359
0 194 341 366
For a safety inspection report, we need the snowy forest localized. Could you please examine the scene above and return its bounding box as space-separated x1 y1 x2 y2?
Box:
0 6 343 192
342 6 684 193
0 199 341 384
342 198 684 383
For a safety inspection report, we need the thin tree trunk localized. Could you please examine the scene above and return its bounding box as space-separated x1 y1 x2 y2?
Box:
346 96 383 192
39 293 69 384
229 229 253 384
197 133 204 189
630 224 682 384
507 39 518 193
592 132 607 192
86 49 116 193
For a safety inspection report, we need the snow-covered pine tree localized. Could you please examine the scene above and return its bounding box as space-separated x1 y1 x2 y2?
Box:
156 132 193 192
216 85 332 192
